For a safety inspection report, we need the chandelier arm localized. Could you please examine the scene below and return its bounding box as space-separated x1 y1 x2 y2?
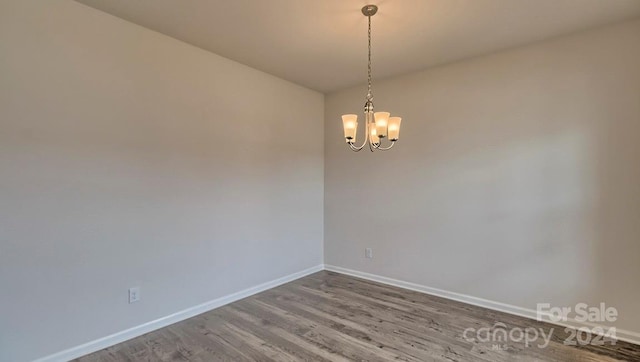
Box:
368 138 379 152
376 135 394 150
349 139 368 151
349 140 367 151
377 141 396 151
368 122 375 151
348 117 369 151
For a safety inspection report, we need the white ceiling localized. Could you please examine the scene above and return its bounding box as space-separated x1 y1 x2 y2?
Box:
75 0 640 93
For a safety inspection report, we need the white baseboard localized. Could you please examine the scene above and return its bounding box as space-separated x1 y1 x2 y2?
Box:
34 263 639 361
34 264 324 362
324 264 640 346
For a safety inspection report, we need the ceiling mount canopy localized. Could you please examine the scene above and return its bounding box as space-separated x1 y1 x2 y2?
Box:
342 4 402 152
361 4 378 17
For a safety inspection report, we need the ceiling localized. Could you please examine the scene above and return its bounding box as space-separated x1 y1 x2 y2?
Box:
75 0 640 93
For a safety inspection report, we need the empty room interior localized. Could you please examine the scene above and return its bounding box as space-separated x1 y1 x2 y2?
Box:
2 0 640 361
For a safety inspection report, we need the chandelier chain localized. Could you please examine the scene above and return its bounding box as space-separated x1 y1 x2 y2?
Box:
367 14 372 101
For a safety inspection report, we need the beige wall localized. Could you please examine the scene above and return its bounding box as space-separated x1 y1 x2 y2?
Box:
0 1 323 361
2 0 639 359
325 19 640 336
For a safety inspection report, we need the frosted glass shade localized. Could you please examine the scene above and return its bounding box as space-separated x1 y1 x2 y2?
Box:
388 116 402 141
374 112 390 138
342 114 358 141
369 126 380 144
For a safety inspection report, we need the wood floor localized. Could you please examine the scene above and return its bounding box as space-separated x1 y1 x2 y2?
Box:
76 271 640 361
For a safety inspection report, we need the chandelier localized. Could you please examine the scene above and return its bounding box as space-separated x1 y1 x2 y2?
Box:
342 4 402 152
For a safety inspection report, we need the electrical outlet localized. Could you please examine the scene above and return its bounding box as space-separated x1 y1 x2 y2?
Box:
365 248 373 259
129 287 140 304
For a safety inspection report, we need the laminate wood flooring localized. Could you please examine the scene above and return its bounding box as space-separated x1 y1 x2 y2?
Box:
76 271 640 361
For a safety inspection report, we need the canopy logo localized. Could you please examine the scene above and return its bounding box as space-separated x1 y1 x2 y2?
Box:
462 323 553 350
